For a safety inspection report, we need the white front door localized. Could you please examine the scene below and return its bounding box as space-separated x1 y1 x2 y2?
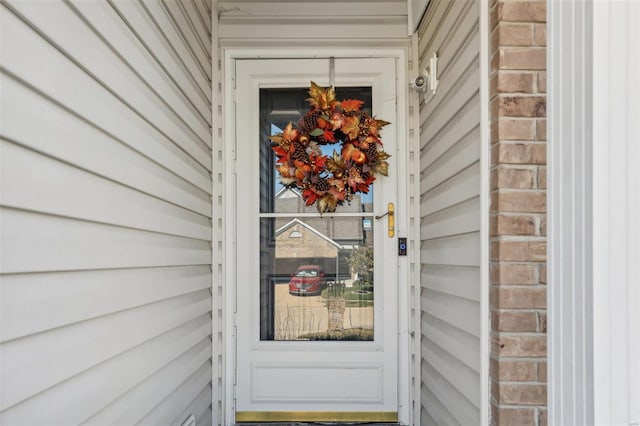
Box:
233 57 399 423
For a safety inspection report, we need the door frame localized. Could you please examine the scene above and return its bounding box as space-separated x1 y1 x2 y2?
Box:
222 47 410 425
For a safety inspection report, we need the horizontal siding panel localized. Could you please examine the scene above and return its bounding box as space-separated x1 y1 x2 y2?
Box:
421 196 480 240
193 0 212 35
180 1 211 57
0 76 212 215
139 0 212 83
0 209 211 273
420 31 479 120
5 0 211 167
198 408 214 426
421 288 480 337
421 1 477 76
1 141 211 240
179 0 210 64
170 384 212 426
422 312 480 372
0 293 210 411
421 131 480 194
420 362 478 426
109 0 212 118
421 59 479 132
139 363 212 425
418 0 464 56
421 162 480 215
420 385 458 426
82 339 212 425
163 0 211 62
421 264 480 302
422 337 480 407
420 94 480 168
1 266 211 342
0 9 213 185
421 232 481 267
69 0 212 129
0 315 211 422
421 406 439 426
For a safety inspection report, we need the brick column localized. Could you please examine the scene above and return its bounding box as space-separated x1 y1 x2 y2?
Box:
489 1 547 425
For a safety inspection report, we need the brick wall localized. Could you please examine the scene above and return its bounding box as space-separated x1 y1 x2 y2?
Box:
489 1 547 425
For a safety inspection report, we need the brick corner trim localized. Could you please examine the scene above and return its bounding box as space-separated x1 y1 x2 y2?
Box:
489 1 547 425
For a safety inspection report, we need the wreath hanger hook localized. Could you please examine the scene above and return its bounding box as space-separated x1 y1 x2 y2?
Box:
329 56 335 89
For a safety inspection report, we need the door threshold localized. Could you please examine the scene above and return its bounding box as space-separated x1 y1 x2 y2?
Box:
235 411 398 424
236 423 400 426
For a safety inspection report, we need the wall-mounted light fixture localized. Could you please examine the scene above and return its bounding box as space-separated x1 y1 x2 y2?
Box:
410 52 439 96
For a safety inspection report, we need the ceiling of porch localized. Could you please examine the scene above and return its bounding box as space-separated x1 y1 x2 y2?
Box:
216 0 412 41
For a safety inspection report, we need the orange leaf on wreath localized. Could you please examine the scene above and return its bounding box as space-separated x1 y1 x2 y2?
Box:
302 189 319 206
341 99 365 113
368 118 390 137
272 146 288 158
282 122 298 142
317 116 330 129
323 129 336 142
307 82 336 111
373 160 390 176
269 134 284 144
314 155 328 169
341 143 357 161
357 182 372 192
342 115 361 140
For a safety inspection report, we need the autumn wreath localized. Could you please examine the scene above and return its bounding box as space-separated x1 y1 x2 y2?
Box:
270 82 391 213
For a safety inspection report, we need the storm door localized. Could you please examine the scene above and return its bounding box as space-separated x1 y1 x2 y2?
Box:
234 58 399 423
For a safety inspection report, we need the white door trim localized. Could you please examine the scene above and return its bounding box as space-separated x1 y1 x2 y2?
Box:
222 47 410 425
478 2 491 425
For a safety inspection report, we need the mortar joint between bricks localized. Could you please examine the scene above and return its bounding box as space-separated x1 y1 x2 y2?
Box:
495 164 540 170
495 331 547 336
494 235 546 242
492 357 548 363
494 187 547 193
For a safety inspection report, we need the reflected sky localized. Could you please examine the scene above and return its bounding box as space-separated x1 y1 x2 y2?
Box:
271 124 374 204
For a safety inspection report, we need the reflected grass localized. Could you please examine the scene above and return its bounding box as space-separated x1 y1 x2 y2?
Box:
298 328 374 341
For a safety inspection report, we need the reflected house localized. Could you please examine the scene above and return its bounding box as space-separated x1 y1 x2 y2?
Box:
274 187 373 244
273 188 373 281
274 218 348 282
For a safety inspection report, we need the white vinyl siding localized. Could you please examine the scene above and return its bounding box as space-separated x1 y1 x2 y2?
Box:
418 1 483 425
0 1 213 424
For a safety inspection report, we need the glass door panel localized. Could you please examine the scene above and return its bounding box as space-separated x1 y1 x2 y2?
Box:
259 87 376 342
259 216 375 341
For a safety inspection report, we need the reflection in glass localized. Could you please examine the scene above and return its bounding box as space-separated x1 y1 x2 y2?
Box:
259 217 374 341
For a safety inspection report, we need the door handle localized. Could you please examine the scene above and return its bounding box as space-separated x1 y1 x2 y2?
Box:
375 203 395 238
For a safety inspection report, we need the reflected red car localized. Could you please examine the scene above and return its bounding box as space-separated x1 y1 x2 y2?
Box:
288 265 326 296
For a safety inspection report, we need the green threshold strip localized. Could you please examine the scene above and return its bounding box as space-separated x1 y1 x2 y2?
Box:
235 411 398 423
